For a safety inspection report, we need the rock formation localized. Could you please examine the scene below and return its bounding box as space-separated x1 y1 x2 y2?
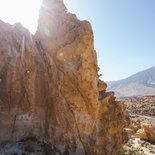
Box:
0 0 128 154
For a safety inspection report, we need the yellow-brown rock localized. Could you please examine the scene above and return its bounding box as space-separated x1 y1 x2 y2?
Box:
135 129 148 140
143 124 155 142
135 124 155 143
125 128 136 136
0 0 128 154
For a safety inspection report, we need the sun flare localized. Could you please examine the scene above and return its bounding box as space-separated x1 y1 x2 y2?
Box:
0 0 42 33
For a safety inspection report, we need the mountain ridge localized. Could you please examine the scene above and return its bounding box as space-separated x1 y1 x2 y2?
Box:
107 66 155 98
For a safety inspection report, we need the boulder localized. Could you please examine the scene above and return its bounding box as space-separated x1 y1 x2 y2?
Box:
143 124 155 142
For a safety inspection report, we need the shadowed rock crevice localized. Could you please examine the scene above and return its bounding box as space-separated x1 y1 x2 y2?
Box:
0 0 128 154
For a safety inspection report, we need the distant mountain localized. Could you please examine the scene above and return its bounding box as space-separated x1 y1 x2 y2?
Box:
107 66 155 98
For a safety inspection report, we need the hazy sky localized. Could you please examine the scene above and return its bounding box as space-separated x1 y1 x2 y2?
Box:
0 0 42 32
0 0 155 81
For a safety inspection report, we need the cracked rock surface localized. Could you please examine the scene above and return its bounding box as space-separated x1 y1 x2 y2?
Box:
0 0 128 154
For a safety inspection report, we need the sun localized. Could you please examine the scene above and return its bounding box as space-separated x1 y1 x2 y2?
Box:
0 0 42 34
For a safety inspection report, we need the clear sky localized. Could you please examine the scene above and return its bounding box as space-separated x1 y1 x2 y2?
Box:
0 0 155 81
64 0 155 81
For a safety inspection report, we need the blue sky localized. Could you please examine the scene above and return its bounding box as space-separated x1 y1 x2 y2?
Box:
0 0 155 81
64 0 155 81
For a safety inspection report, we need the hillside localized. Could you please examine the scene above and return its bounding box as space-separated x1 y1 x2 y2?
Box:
107 66 155 98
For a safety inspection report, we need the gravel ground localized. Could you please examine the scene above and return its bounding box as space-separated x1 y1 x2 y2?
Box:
123 96 155 155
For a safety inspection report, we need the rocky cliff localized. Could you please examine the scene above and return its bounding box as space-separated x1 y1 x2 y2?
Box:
0 0 128 154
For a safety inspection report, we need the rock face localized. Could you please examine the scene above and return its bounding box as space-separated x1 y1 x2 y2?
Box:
0 0 128 154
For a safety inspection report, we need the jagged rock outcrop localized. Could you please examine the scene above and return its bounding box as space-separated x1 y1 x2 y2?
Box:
0 0 128 154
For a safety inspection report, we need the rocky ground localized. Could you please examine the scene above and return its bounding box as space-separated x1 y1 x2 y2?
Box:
124 136 155 155
124 96 155 117
122 95 155 155
0 136 60 155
